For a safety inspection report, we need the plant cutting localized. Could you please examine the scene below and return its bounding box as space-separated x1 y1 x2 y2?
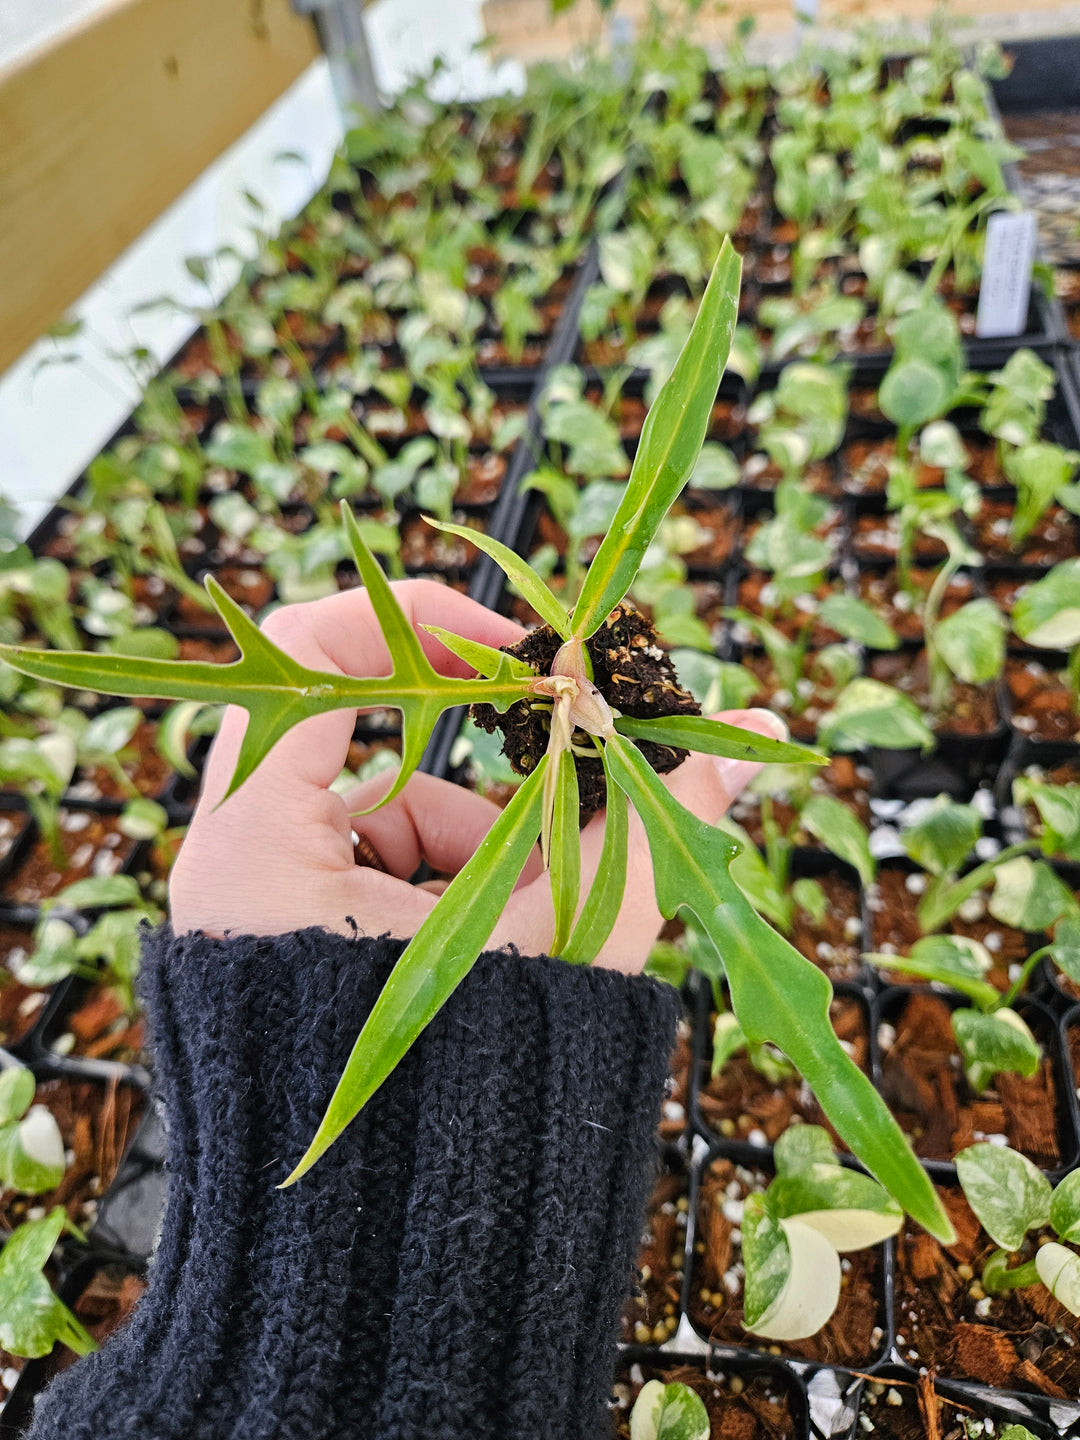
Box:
741 1125 902 1341
0 244 951 1240
955 1142 1080 1316
628 1379 709 1440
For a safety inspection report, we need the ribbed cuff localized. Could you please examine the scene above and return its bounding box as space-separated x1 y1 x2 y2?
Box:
26 925 678 1440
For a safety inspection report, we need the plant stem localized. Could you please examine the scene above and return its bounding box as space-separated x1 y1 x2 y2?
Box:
996 945 1052 1011
918 840 1040 932
982 1250 1040 1295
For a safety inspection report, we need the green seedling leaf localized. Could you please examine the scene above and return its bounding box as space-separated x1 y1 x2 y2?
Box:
0 1103 66 1193
423 519 571 638
0 1068 35 1125
716 816 791 931
51 874 143 911
953 1008 1041 1094
669 652 760 713
818 679 934 753
999 1430 1041 1440
864 934 999 1010
1050 1170 1080 1243
774 1124 835 1174
690 442 740 491
818 593 899 651
1012 560 1080 649
989 856 1075 932
768 1163 903 1250
282 756 548 1186
742 1193 791 1327
800 795 875 887
1047 915 1080 987
157 701 218 779
880 356 953 431
562 748 627 966
78 706 141 759
614 713 823 767
421 626 537 683
0 1069 65 1194
956 1142 1051 1250
604 733 952 1241
1012 778 1080 861
711 1011 747 1077
549 748 581 956
0 510 533 814
629 1380 710 1440
902 796 981 877
792 877 827 925
934 599 1006 685
571 239 742 639
1035 1243 1080 1316
745 1207 841 1340
0 1209 96 1359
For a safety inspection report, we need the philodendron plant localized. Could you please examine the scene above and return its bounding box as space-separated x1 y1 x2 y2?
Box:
956 1142 1080 1319
629 1379 709 1440
0 241 950 1241
742 1125 902 1342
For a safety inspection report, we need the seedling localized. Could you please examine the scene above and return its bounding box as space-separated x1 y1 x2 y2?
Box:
0 1065 65 1194
1012 559 1080 713
629 1380 709 1440
742 1125 902 1341
0 242 951 1242
0 1209 96 1360
956 1142 1080 1317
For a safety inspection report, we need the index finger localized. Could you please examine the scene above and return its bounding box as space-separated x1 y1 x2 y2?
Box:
202 580 528 805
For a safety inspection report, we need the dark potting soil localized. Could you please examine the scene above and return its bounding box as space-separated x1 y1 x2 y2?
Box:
895 1187 1080 1398
399 514 483 573
857 568 975 643
973 499 1080 566
869 868 1027 993
856 1373 1034 1439
1006 659 1080 742
879 992 1062 1167
611 1360 799 1440
621 1165 688 1346
727 755 873 852
738 455 837 496
740 653 840 741
471 602 700 816
868 651 999 737
40 1264 148 1386
657 1015 692 1145
733 573 843 648
0 924 47 1047
690 1158 884 1367
67 721 173 805
851 513 950 564
0 809 30 867
7 810 136 906
60 984 147 1065
0 1077 144 1235
698 995 869 1145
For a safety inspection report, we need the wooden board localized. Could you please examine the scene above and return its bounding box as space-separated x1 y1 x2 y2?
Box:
0 0 320 372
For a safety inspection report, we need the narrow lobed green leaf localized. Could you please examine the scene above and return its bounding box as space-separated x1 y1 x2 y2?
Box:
571 238 742 640
603 733 954 1243
281 756 549 1186
614 713 824 766
424 518 572 638
561 750 628 965
548 748 581 956
420 625 538 682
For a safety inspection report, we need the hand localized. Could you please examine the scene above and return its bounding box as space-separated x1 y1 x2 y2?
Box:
169 582 786 974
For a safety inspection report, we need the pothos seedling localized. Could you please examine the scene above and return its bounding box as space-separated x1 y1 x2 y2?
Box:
956 1142 1080 1318
1012 559 1080 715
628 1379 709 1440
741 1125 902 1341
0 241 951 1241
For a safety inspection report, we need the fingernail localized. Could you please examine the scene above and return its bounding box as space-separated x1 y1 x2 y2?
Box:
746 707 789 742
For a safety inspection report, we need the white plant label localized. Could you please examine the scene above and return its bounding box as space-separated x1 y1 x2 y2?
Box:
975 211 1038 339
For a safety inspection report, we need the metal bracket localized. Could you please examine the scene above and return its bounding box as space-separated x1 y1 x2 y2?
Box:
292 0 381 114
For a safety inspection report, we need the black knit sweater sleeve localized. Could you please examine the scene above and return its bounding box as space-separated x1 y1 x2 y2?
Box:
25 926 679 1440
